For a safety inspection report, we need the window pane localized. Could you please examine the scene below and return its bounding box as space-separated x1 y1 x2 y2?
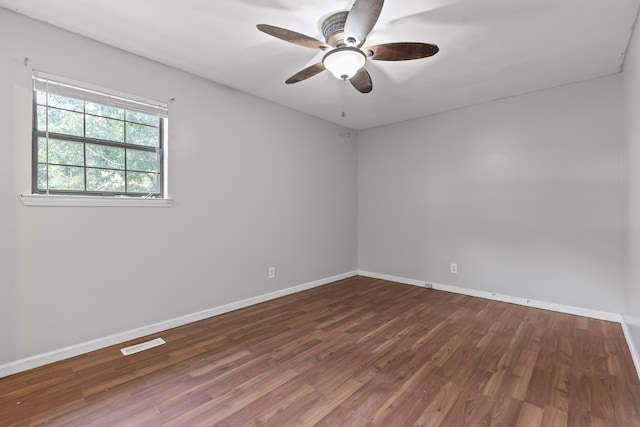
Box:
47 108 84 136
38 138 84 166
46 94 84 112
86 115 124 142
126 122 159 147
45 165 84 190
37 164 47 189
86 102 124 120
126 111 158 126
126 149 157 172
86 144 125 169
37 106 47 131
37 138 47 163
86 168 126 192
127 172 158 193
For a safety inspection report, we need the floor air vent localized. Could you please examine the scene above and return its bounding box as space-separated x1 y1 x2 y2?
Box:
120 338 166 356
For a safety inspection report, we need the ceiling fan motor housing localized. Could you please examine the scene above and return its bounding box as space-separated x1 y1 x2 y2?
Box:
322 11 349 47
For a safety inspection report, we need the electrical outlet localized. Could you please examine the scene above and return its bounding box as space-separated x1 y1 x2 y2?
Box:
268 267 276 279
450 263 458 274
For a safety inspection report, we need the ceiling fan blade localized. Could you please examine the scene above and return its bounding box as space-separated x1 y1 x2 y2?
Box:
285 63 326 84
257 24 328 50
350 68 373 93
368 42 439 61
345 0 384 46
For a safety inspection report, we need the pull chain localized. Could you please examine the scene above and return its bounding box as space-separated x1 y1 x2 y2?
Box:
341 79 347 119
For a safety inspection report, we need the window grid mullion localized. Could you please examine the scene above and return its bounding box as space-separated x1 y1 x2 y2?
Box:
83 100 87 192
124 112 128 193
33 131 157 153
45 95 50 194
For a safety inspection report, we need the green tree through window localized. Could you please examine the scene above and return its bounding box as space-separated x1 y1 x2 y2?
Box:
33 73 167 197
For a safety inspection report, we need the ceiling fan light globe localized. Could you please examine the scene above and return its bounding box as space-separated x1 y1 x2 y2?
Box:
322 47 366 80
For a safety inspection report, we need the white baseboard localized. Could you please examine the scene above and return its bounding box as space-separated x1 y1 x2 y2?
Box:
358 271 427 288
621 316 640 381
0 271 358 379
357 270 622 323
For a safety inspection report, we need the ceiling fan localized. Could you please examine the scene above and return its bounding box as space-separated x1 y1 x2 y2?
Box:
257 0 439 94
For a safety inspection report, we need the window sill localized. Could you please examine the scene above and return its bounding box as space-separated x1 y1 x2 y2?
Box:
20 194 174 207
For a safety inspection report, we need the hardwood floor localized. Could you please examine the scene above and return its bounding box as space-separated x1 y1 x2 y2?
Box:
1 276 639 426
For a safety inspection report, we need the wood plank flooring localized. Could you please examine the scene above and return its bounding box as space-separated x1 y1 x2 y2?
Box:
1 276 639 426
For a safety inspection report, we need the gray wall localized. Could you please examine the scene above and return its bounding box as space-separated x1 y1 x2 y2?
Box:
358 76 626 313
0 14 18 371
623 15 640 362
0 9 357 366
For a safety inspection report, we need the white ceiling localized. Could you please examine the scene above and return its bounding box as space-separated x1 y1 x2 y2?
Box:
1 0 639 130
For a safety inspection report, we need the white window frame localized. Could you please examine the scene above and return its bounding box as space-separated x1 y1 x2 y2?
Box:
22 71 172 207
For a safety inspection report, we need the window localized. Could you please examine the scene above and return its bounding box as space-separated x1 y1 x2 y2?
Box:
32 72 168 197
